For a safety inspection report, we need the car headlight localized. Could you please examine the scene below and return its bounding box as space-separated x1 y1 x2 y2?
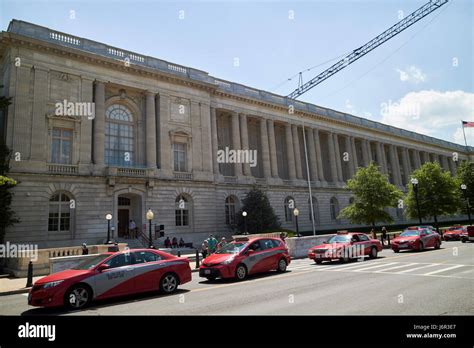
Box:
221 258 235 265
409 240 416 244
41 280 64 289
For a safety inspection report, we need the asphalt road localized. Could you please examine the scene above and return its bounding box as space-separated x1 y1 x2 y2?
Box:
1 241 473 315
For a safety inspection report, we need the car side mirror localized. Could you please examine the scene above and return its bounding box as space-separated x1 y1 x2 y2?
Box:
247 249 255 255
98 263 109 272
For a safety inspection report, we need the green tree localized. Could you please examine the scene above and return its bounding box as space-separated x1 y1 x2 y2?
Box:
405 162 462 232
456 160 474 217
0 90 19 244
236 186 280 234
339 163 403 229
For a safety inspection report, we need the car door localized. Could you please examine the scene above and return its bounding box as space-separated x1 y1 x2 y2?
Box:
131 251 164 292
259 239 280 271
356 234 372 256
419 229 432 247
93 253 135 299
244 240 267 274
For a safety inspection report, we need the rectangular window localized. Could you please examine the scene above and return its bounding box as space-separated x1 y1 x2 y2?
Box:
173 143 187 172
51 128 73 164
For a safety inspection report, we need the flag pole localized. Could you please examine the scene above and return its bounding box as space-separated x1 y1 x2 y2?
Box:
461 120 469 152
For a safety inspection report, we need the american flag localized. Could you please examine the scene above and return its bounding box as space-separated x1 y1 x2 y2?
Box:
462 121 474 128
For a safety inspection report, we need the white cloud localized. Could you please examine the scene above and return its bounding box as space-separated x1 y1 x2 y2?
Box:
380 90 474 145
395 66 426 84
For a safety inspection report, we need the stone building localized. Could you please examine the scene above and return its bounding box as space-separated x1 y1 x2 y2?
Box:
0 20 471 248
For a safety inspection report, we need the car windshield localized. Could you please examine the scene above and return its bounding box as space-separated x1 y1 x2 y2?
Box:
215 242 247 254
73 254 111 270
400 230 420 237
327 235 351 243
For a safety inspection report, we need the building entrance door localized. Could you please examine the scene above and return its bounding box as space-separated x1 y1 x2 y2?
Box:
118 209 129 237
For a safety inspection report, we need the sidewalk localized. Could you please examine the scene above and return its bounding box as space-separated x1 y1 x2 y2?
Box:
0 260 200 297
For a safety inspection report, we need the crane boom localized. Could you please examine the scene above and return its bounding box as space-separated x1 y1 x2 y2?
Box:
287 0 448 100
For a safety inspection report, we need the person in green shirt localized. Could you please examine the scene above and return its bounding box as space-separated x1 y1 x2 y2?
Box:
207 235 218 254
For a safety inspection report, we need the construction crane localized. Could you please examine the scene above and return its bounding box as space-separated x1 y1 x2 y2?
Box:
287 0 449 100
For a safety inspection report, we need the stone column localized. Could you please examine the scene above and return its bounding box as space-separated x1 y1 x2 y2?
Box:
414 150 422 169
362 140 370 166
422 151 430 164
239 113 251 176
440 155 450 172
306 128 319 182
267 120 279 178
314 129 325 182
259 118 271 178
333 133 344 182
389 145 401 186
375 142 385 173
351 137 359 172
145 91 157 169
93 81 105 165
327 132 338 183
79 77 94 166
210 107 219 175
402 148 411 184
292 125 303 179
285 123 297 180
231 111 243 176
30 67 49 162
344 135 357 179
158 93 172 176
448 155 456 175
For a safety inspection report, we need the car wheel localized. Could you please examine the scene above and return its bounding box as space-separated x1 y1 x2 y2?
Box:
160 273 179 294
434 240 441 249
276 258 287 272
339 256 350 263
235 264 247 281
462 238 466 243
393 249 399 253
315 260 322 265
419 242 424 252
369 247 378 259
64 284 91 310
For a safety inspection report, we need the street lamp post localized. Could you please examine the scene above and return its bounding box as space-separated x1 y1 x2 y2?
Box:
242 211 248 235
411 178 422 225
146 208 154 249
461 184 472 226
293 208 300 237
105 214 112 244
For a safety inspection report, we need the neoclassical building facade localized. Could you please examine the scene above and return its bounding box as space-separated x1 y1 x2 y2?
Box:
1 20 472 248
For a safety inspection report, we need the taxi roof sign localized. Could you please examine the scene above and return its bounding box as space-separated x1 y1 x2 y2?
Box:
336 230 349 234
233 236 250 242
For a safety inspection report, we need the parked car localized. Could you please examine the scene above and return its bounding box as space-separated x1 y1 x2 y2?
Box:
391 228 441 252
443 226 466 241
199 237 291 281
307 231 382 264
461 226 474 243
28 249 192 309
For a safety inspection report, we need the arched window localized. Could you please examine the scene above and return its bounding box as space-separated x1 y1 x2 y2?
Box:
284 197 294 222
48 192 72 233
225 196 238 225
308 196 320 225
105 104 134 166
330 197 339 221
175 194 190 227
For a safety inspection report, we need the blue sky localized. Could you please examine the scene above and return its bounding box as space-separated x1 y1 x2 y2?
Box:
1 0 473 145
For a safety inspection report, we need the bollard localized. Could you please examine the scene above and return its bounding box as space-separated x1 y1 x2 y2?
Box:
387 234 391 246
195 249 200 269
177 250 181 257
26 261 33 287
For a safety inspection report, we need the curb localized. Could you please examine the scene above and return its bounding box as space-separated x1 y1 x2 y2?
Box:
0 287 31 297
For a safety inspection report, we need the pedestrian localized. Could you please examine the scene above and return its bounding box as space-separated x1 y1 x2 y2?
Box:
370 228 376 240
164 236 171 248
201 240 209 259
381 226 387 245
172 237 178 249
207 234 218 254
179 237 185 248
82 243 89 255
217 237 227 251
129 219 137 239
280 232 287 244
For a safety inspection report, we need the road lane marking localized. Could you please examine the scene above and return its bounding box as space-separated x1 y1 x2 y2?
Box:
423 264 465 275
351 262 400 272
374 263 418 273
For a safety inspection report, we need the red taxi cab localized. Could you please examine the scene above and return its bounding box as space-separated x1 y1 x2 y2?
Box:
461 226 474 243
199 237 291 281
391 228 441 252
28 249 192 309
307 231 382 264
443 226 466 241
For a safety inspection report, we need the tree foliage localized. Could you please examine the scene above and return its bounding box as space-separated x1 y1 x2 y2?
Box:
236 187 280 234
339 163 403 228
456 160 474 215
405 162 462 228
